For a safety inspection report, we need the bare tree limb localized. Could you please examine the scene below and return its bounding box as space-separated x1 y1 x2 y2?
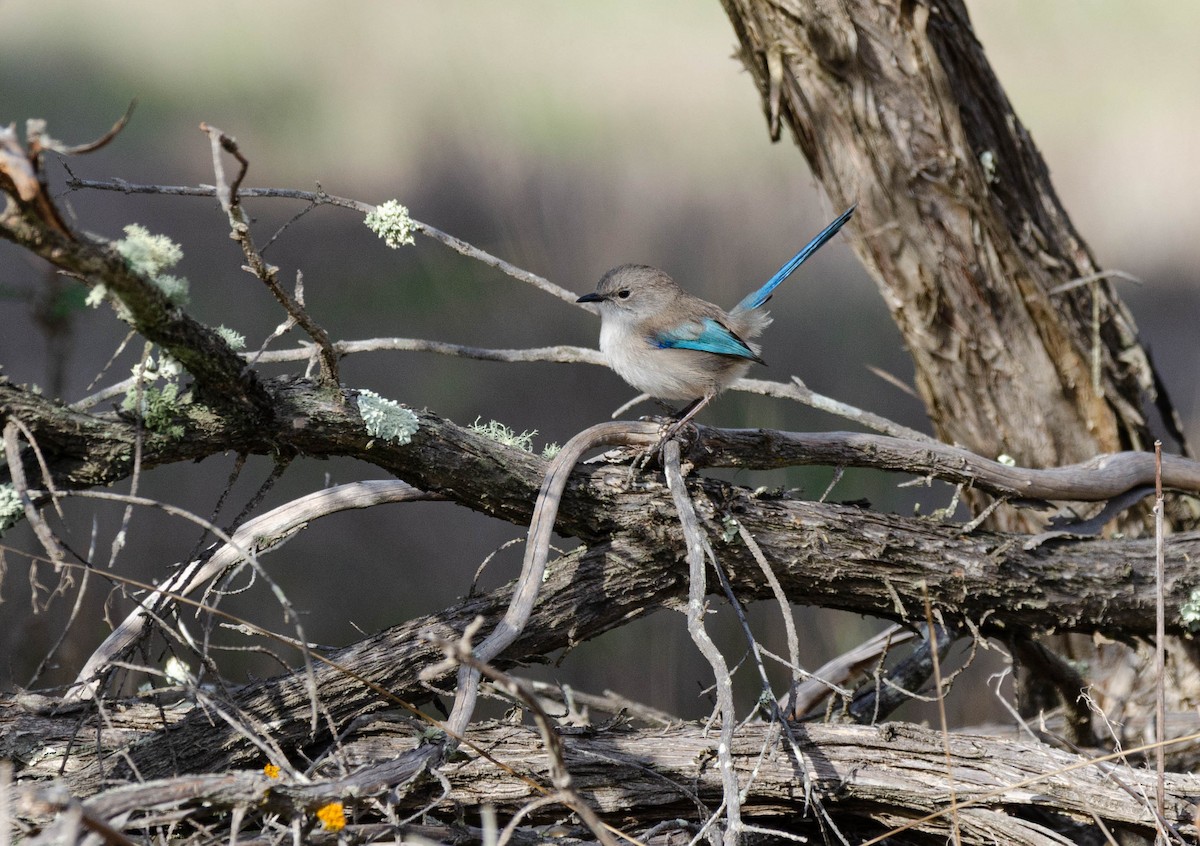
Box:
444 421 659 737
198 124 340 388
67 481 441 703
0 194 275 424
13 718 1200 845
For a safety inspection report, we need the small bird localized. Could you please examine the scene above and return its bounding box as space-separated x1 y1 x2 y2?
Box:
577 206 855 432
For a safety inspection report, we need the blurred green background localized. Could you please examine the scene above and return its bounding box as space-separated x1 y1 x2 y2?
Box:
1 2 1196 725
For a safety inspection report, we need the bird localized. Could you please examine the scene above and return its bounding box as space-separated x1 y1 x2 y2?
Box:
577 206 854 435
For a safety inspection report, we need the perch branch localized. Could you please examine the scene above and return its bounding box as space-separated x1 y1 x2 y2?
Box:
690 427 1200 501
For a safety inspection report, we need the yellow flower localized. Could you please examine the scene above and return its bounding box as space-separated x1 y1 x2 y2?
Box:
316 801 346 832
263 764 281 779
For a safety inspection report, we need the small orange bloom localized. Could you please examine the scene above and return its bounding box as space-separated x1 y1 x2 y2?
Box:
316 801 346 831
263 764 281 779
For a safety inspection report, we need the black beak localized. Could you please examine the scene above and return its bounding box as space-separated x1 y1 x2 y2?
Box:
576 292 604 304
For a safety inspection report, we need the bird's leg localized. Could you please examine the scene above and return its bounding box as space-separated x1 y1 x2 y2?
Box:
625 395 714 475
661 394 713 442
632 394 712 471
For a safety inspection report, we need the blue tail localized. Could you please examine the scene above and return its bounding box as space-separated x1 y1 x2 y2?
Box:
733 205 855 314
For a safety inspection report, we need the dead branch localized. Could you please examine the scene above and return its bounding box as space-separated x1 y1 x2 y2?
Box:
690 427 1200 501
13 719 1199 845
664 439 743 843
198 124 340 387
444 421 659 737
6 376 1200 644
10 368 1200 532
67 480 441 703
7 494 1200 797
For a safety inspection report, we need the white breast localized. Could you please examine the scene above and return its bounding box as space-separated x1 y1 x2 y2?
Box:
599 314 746 401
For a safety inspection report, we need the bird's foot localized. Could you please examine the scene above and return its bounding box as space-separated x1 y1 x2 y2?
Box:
628 416 698 473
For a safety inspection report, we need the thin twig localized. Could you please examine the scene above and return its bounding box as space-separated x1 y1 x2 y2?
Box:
520 678 680 727
45 488 317 729
717 518 845 842
924 589 961 846
662 439 741 846
778 376 933 441
107 344 151 569
197 125 340 388
1047 269 1142 295
737 521 801 701
62 175 582 305
1154 440 1166 827
44 99 137 156
992 673 1187 846
67 480 438 703
2 421 66 569
427 631 620 846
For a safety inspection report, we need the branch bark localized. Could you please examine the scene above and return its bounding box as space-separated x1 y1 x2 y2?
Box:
0 197 275 426
12 717 1199 845
7 489 1200 795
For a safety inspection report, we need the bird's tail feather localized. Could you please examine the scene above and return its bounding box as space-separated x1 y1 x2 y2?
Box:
733 204 856 314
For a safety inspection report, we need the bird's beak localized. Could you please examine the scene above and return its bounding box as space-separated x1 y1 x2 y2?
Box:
576 292 604 304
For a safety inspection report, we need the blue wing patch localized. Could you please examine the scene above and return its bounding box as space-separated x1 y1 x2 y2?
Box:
654 318 761 361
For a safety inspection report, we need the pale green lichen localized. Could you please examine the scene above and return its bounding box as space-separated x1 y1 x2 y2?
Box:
357 389 419 445
541 442 561 460
122 381 187 439
1181 587 1200 632
121 354 190 439
114 224 190 305
156 352 183 379
364 200 417 249
470 418 537 453
151 274 189 305
116 223 182 277
215 325 246 351
0 484 22 536
721 515 741 544
84 284 110 308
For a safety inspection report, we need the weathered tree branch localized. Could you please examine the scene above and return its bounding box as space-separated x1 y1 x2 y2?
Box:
338 720 1200 844
12 717 1199 845
0 198 276 425
8 370 1200 528
6 373 1200 653
67 480 443 703
61 174 582 306
7 484 1200 797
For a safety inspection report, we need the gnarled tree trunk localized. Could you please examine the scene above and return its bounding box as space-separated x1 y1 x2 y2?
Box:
721 0 1191 511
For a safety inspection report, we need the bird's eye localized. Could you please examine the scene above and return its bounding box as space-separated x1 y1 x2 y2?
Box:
616 289 631 299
